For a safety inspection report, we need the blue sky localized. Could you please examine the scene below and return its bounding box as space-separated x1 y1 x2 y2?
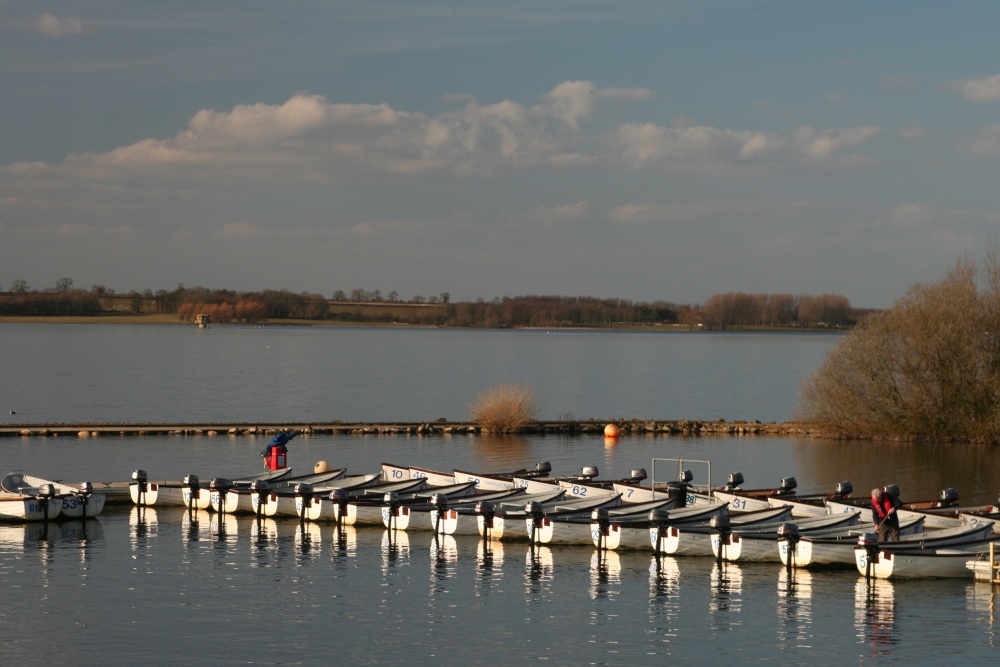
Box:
3 1 1000 309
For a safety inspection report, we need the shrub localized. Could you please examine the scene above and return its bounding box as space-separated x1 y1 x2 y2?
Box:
798 253 1000 441
469 383 538 433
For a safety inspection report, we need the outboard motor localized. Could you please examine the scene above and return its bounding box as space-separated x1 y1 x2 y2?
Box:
777 523 801 570
858 532 880 580
476 501 497 540
182 474 200 509
294 483 315 521
35 483 56 522
329 488 350 525
209 477 233 513
592 507 611 550
937 488 959 508
883 484 900 499
710 515 732 562
533 461 553 478
833 481 853 499
629 468 648 483
649 507 671 553
779 477 798 494
525 501 546 544
132 469 149 506
430 493 449 534
580 466 599 480
383 491 401 530
75 481 94 519
726 472 744 491
250 479 270 516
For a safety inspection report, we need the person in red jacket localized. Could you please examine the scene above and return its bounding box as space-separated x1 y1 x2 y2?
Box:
871 487 903 541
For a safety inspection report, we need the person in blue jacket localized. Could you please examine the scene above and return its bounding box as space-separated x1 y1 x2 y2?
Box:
261 429 300 462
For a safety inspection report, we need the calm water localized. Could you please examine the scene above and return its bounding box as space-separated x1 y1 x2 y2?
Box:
2 325 1000 665
0 324 839 424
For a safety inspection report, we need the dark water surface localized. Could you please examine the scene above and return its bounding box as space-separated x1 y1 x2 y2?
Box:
2 325 1000 664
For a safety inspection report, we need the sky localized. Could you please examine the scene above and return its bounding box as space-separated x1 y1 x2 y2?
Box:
3 1 1000 309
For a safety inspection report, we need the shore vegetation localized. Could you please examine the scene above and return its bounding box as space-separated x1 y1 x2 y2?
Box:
799 252 1000 442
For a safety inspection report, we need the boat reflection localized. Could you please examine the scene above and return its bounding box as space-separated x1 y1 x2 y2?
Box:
475 539 504 594
525 544 555 599
129 505 158 556
776 567 814 649
590 549 621 600
854 577 897 656
709 561 744 619
295 522 323 564
430 534 458 593
381 528 410 570
330 524 358 563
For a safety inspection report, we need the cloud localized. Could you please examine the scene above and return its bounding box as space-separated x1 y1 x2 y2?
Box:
607 122 879 174
957 124 1000 156
2 83 879 186
610 200 811 224
945 73 1000 101
35 14 85 38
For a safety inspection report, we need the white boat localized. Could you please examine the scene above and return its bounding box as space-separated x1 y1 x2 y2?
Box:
433 489 566 536
453 461 556 493
381 462 457 486
129 468 291 507
253 473 384 517
210 468 347 513
778 515 928 568
339 481 476 528
825 495 965 530
711 511 863 562
481 494 622 542
595 501 732 551
1 472 107 518
0 490 62 522
855 533 1000 579
295 479 427 522
532 497 675 546
649 505 793 557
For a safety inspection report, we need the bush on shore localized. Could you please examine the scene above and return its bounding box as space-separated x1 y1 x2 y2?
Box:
469 383 538 433
798 253 1000 441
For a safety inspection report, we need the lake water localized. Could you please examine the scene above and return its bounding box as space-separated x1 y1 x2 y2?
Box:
1 324 1000 665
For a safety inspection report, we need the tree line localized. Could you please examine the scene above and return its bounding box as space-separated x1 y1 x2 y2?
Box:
0 278 862 328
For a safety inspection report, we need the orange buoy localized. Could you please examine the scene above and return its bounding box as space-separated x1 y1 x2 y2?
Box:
604 423 620 438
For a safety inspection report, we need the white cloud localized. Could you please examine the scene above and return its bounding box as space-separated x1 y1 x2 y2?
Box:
946 73 1000 101
958 124 1000 156
35 14 85 38
608 122 879 174
2 83 879 186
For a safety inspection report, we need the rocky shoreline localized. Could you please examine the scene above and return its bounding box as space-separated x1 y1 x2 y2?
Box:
1 418 819 438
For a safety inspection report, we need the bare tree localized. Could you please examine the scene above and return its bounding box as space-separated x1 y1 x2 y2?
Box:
799 253 1000 441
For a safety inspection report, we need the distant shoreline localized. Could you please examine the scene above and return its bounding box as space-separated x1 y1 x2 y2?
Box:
0 314 843 333
1 419 817 438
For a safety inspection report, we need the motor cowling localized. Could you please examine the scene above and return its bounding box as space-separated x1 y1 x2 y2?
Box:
210 478 233 492
677 469 694 484
294 482 314 496
535 461 552 476
132 469 148 485
938 488 959 507
835 481 853 498
591 507 610 526
630 468 648 482
777 522 800 547
383 491 399 507
37 483 56 499
580 466 599 480
710 515 732 537
779 477 797 493
525 500 545 523
430 493 448 510
726 472 744 489
77 481 93 497
183 474 199 489
648 507 670 527
857 532 879 547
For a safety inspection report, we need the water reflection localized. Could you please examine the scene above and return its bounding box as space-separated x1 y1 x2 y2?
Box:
430 534 458 597
381 529 410 570
475 539 504 595
709 561 744 626
589 550 621 600
648 556 681 651
330 524 357 565
854 578 897 656
525 544 555 602
776 567 813 649
294 521 322 565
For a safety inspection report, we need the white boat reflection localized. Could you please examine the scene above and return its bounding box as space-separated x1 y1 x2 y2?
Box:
590 549 621 599
381 528 410 569
777 567 814 648
854 577 897 656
